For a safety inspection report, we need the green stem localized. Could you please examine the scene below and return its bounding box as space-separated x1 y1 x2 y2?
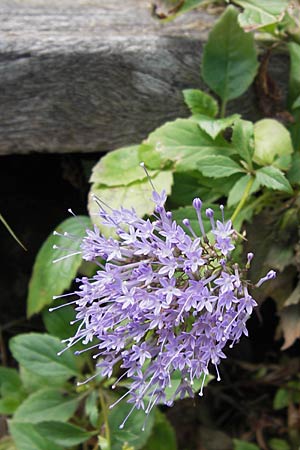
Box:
220 99 227 118
99 389 111 449
231 176 255 224
0 213 27 250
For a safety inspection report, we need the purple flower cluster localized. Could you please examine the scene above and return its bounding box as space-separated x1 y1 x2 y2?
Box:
53 191 275 428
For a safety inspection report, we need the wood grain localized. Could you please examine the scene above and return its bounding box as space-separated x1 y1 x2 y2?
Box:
0 1 287 154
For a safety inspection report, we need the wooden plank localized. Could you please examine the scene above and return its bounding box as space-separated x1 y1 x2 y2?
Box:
0 1 286 154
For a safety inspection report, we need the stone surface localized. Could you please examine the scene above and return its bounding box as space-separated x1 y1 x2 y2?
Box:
0 1 287 154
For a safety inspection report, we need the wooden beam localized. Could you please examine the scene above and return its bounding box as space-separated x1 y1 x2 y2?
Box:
0 1 285 154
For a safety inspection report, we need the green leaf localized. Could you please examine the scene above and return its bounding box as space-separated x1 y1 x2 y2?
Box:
138 144 165 170
108 402 155 450
269 438 290 450
202 6 258 102
235 0 288 31
14 388 81 424
162 371 213 404
90 146 157 186
34 422 96 447
0 397 24 415
256 166 293 194
273 388 290 410
232 119 254 167
183 89 218 117
42 303 76 340
27 215 91 317
233 439 260 450
253 119 293 168
156 0 205 21
9 422 62 450
146 118 236 172
0 368 26 414
198 114 240 139
85 391 99 428
288 42 300 108
196 155 244 178
142 410 177 450
227 175 260 207
10 333 78 380
0 368 21 391
19 366 66 393
292 95 300 110
88 171 173 236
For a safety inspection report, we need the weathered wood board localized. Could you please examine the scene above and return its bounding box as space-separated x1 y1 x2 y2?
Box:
0 1 287 154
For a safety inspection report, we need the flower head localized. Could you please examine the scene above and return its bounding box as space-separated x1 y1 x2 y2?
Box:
53 192 275 426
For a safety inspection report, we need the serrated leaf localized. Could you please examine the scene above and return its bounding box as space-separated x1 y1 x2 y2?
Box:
142 410 177 450
235 0 288 31
273 388 290 410
0 397 24 415
10 333 78 380
256 166 293 194
0 368 21 391
232 119 254 167
108 403 155 450
202 6 258 102
183 89 218 117
227 175 260 207
288 43 300 109
90 146 156 186
8 422 62 450
27 216 91 317
14 388 81 424
20 366 72 393
88 172 173 236
34 422 96 447
198 114 240 139
196 155 244 178
146 118 236 172
253 119 293 168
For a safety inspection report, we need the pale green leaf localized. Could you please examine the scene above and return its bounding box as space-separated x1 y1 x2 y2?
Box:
183 89 218 117
292 95 300 110
196 155 244 178
202 5 258 102
256 166 293 194
198 114 240 139
253 119 293 167
232 119 254 167
235 0 288 31
10 333 78 380
90 146 157 186
88 171 173 236
27 216 91 317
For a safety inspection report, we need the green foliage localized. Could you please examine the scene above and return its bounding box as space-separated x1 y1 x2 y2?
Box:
108 402 155 450
3 3 300 450
183 89 218 117
10 333 78 380
27 216 92 317
202 6 258 107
